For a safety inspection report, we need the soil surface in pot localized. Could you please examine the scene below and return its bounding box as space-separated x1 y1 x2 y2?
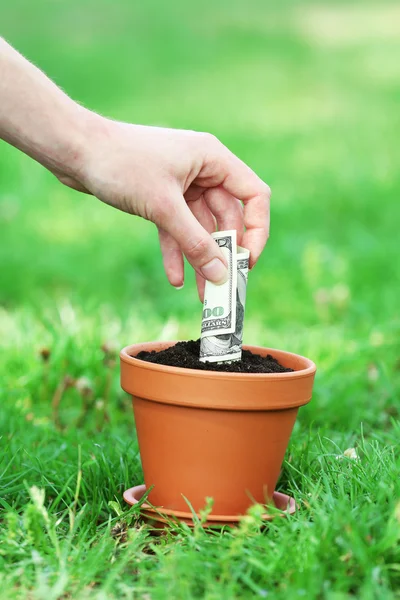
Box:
135 340 293 373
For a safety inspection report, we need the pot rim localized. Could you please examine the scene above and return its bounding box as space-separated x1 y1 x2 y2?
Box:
120 340 316 381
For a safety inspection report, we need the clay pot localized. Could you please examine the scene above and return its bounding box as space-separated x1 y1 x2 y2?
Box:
120 342 316 517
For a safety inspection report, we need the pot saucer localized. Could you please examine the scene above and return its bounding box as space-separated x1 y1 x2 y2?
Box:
123 484 297 528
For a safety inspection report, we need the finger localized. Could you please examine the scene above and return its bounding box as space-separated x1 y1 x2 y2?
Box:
204 186 244 245
217 158 270 267
184 183 205 204
155 188 228 285
196 272 206 303
193 138 271 267
188 196 216 301
158 228 184 288
188 195 216 235
241 192 270 268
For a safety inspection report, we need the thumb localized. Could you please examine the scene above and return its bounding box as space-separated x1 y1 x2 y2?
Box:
156 191 228 285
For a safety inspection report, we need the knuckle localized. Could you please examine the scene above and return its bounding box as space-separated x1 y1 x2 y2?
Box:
208 132 220 145
199 131 220 146
186 237 209 261
151 197 173 223
262 183 272 199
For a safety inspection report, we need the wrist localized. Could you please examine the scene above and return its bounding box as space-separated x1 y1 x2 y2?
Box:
64 108 111 185
49 104 95 181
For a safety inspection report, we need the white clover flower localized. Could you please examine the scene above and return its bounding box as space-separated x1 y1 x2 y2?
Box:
336 447 359 461
75 376 92 396
344 448 359 460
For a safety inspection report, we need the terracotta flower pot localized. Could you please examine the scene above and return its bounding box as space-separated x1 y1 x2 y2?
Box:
120 341 316 518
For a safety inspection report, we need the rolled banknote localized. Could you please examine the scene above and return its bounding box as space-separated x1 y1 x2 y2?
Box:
200 230 250 363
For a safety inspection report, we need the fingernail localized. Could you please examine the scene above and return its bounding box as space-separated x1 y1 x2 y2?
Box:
201 259 228 285
174 284 184 290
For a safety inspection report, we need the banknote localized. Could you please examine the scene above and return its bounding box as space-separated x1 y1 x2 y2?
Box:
200 230 250 363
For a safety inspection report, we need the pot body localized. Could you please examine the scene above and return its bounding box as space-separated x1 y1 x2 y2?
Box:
121 342 316 515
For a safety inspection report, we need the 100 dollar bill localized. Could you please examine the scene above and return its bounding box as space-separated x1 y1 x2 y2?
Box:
199 230 250 363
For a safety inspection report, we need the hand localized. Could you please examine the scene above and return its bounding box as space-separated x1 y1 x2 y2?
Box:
0 39 270 299
60 117 270 300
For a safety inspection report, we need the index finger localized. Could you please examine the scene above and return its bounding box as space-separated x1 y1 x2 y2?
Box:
220 154 271 267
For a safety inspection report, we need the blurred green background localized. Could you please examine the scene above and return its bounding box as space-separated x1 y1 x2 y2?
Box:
1 2 400 597
2 0 400 333
1 0 399 434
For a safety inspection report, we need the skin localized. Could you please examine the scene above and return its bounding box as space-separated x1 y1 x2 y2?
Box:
0 38 271 300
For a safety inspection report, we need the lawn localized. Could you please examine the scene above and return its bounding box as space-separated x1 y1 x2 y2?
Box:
1 1 400 598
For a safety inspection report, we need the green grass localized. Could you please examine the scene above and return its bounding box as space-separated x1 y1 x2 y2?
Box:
1 1 400 597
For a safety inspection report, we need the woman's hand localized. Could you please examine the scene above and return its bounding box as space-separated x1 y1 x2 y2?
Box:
0 38 270 299
65 117 271 299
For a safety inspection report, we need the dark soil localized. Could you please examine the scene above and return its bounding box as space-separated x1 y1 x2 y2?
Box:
135 339 294 374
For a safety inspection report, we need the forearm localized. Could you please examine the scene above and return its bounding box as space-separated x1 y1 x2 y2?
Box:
0 37 88 177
